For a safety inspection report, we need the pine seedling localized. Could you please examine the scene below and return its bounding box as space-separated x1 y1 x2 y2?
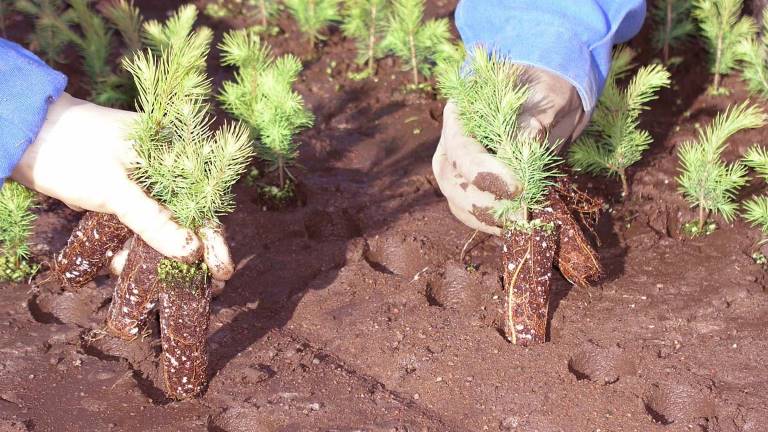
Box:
143 3 213 61
743 145 768 255
569 47 671 198
102 0 143 55
219 29 314 196
0 182 38 283
381 0 451 87
736 9 768 98
437 46 560 227
14 0 72 63
341 0 389 78
676 102 766 236
204 0 280 33
284 0 340 49
651 0 695 64
693 0 756 95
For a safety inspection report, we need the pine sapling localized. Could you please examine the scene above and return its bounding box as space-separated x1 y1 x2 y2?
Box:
219 29 314 203
438 47 602 344
284 0 340 49
341 0 389 78
652 0 695 64
102 0 143 56
569 47 671 198
204 0 280 33
0 182 38 283
109 39 252 399
693 0 756 95
677 102 766 236
736 9 768 98
742 145 768 259
14 0 72 63
381 0 450 87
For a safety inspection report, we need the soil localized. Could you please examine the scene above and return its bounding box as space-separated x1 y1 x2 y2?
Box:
2 1 768 431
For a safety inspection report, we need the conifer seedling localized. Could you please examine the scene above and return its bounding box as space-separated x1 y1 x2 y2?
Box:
341 0 389 79
106 37 252 399
736 9 768 98
284 0 340 49
0 182 38 283
54 4 210 289
381 0 451 88
14 0 72 63
569 47 671 198
652 0 695 64
219 29 314 202
742 145 768 260
676 102 766 237
204 0 280 34
693 0 756 95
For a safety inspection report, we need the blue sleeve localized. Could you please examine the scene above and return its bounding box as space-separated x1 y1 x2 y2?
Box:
0 38 68 180
455 0 646 112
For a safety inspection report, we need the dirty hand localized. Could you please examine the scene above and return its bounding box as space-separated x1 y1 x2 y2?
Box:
11 93 235 283
432 67 588 236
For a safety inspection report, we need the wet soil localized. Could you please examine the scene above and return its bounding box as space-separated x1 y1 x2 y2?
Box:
2 1 768 431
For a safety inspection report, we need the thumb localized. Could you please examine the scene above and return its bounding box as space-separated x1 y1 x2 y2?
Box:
199 224 235 281
458 152 521 201
110 181 202 262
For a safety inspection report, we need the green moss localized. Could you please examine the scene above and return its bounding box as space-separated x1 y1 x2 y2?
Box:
259 181 295 204
507 219 555 235
0 255 39 283
681 220 717 238
157 259 208 293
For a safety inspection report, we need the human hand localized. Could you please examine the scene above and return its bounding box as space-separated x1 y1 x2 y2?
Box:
432 67 588 235
11 93 235 283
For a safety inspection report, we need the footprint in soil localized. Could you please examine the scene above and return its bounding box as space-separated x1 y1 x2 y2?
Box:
363 234 432 277
27 288 106 328
303 208 361 240
425 262 493 311
208 408 271 432
642 382 716 426
567 341 637 385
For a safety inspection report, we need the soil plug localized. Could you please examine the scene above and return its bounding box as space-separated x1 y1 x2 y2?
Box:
693 0 756 95
568 47 671 199
284 0 341 50
0 182 39 283
53 4 211 289
219 29 314 204
54 212 131 288
341 0 389 79
381 0 451 88
652 0 694 64
112 39 252 398
13 0 72 63
534 189 602 288
676 102 766 236
737 9 768 98
438 47 561 345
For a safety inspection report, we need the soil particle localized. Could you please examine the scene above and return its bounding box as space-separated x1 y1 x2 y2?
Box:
472 171 516 200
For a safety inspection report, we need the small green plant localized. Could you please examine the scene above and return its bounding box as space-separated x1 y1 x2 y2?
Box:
568 47 671 198
203 0 280 33
14 0 72 63
693 0 756 95
143 4 212 58
736 9 768 98
676 102 766 236
284 0 340 49
341 0 389 78
651 0 695 64
437 46 559 227
742 145 768 250
0 182 38 283
219 29 314 194
102 0 143 55
381 0 451 87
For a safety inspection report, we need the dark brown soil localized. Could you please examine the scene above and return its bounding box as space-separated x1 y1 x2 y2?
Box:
53 212 131 288
1 1 768 431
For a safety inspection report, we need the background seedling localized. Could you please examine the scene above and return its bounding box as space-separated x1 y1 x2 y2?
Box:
693 0 756 95
381 0 450 88
652 0 694 64
0 182 38 283
102 0 143 56
743 145 768 260
14 0 72 63
676 102 766 236
737 9 768 98
219 29 314 200
284 0 340 49
568 47 671 198
341 0 389 79
203 0 280 33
